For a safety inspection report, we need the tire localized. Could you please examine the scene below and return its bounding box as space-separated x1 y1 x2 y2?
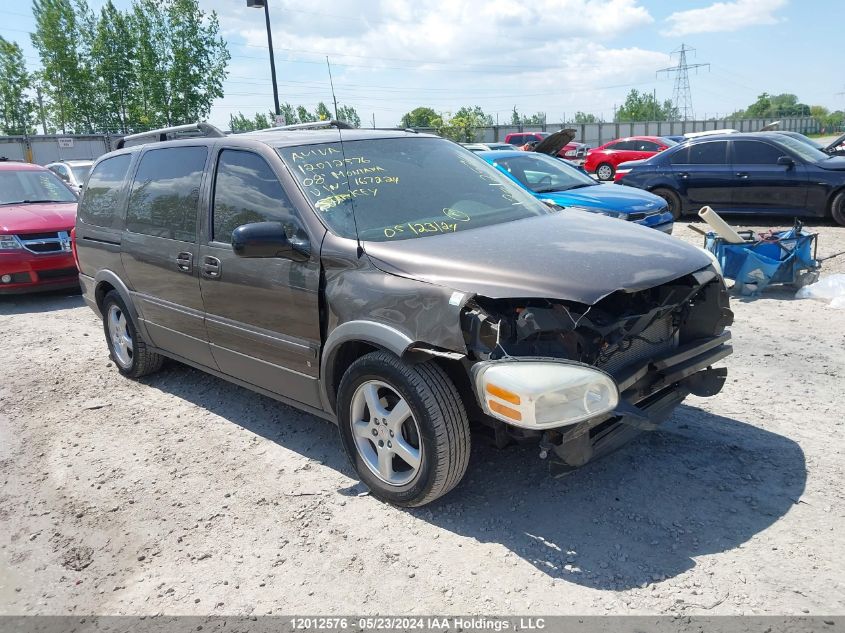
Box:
832 190 845 226
595 162 615 181
101 290 164 379
651 187 684 220
336 350 470 507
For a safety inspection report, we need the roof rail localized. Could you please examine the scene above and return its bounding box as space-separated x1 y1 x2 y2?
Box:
116 122 226 150
249 119 355 133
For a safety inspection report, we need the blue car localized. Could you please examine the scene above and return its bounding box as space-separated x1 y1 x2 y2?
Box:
478 150 674 233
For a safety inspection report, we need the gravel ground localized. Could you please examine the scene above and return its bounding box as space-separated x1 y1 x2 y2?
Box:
1 218 844 616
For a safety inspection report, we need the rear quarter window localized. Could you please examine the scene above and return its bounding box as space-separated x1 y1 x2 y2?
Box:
126 146 207 241
78 154 132 229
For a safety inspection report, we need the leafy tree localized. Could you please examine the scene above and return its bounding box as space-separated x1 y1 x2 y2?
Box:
297 105 316 123
401 106 438 128
435 106 493 142
510 106 521 126
0 37 35 135
31 0 90 132
336 104 360 127
573 111 601 124
315 101 332 121
734 93 811 119
453 105 493 127
91 1 136 132
615 89 677 122
278 102 298 126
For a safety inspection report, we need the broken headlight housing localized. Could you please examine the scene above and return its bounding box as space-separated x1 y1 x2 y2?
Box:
473 360 619 429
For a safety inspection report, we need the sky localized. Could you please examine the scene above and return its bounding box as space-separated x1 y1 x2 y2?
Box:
1 0 844 129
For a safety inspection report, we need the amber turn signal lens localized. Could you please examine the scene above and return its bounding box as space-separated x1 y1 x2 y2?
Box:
485 383 521 405
488 399 522 421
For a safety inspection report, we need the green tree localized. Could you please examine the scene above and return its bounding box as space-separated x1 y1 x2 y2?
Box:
315 101 332 121
31 0 90 132
615 89 677 122
453 105 493 127
0 37 35 135
401 106 438 128
92 1 136 132
510 106 521 126
573 111 601 124
279 102 298 126
436 105 493 142
297 105 316 123
336 104 360 127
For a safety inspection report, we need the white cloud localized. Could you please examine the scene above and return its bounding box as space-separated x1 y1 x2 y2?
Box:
665 0 787 37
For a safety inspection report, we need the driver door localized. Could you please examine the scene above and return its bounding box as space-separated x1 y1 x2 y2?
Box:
198 146 324 408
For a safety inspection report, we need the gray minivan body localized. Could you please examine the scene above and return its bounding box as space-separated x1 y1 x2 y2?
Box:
75 124 733 506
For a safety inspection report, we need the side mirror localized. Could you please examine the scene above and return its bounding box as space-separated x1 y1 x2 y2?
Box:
231 221 310 262
777 156 795 167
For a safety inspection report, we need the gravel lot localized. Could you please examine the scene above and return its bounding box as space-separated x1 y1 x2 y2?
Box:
1 218 844 616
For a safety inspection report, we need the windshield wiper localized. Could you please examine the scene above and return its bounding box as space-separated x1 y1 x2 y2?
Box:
2 199 67 204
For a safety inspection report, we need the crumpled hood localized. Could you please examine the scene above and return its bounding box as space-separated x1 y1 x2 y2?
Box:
0 202 77 233
540 183 666 213
364 211 711 305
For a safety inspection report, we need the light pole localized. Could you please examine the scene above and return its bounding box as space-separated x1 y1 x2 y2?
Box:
247 0 280 118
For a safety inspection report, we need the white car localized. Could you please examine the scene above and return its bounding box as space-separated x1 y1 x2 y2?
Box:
45 159 94 193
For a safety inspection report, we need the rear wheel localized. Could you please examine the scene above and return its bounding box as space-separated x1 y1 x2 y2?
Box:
832 190 845 226
651 187 683 220
102 290 163 378
595 162 615 181
337 351 470 507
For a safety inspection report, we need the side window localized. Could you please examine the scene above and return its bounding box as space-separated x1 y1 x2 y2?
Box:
78 155 132 228
212 149 296 244
733 141 785 165
687 142 727 165
51 165 69 181
637 141 661 152
510 135 525 145
126 146 207 241
669 146 689 165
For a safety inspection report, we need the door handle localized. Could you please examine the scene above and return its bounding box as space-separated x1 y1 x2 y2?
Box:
202 256 222 279
736 172 749 179
176 251 193 273
678 172 689 179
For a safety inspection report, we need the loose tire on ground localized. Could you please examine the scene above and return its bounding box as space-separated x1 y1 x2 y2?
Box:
651 187 684 220
336 350 470 507
595 163 615 181
831 190 845 227
101 290 164 378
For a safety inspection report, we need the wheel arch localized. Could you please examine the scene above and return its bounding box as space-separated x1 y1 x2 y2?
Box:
320 321 415 416
93 270 137 322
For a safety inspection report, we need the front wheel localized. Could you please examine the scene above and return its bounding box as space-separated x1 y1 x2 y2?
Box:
831 190 845 226
337 351 470 507
595 162 615 181
650 187 683 220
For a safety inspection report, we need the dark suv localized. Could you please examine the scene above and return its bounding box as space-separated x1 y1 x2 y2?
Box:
75 121 733 507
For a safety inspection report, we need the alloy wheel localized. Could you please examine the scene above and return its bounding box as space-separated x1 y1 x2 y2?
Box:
107 304 133 369
349 380 422 486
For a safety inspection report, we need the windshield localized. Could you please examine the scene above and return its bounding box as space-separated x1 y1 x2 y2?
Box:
278 137 551 242
775 135 830 162
489 152 596 193
0 169 77 205
658 137 679 146
70 164 92 182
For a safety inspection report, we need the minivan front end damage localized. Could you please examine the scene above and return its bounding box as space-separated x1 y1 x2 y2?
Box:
460 265 733 470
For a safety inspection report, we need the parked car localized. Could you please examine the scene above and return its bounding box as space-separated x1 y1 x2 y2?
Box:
46 159 94 194
504 131 589 163
616 133 845 224
478 150 674 232
584 136 678 181
763 130 845 157
75 121 733 507
0 160 79 293
461 142 518 152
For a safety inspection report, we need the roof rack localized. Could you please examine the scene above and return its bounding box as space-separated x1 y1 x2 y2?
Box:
116 122 226 149
249 119 355 133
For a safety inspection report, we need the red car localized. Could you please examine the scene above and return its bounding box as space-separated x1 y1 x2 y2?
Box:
504 132 589 162
0 160 79 294
584 136 677 181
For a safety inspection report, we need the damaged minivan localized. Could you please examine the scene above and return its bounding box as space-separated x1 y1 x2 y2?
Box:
75 121 733 507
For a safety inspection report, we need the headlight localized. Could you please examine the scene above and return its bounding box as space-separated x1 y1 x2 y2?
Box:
0 234 22 250
596 210 629 220
474 361 619 429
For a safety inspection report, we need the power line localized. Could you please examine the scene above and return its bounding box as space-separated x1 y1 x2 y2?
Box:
657 44 709 121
